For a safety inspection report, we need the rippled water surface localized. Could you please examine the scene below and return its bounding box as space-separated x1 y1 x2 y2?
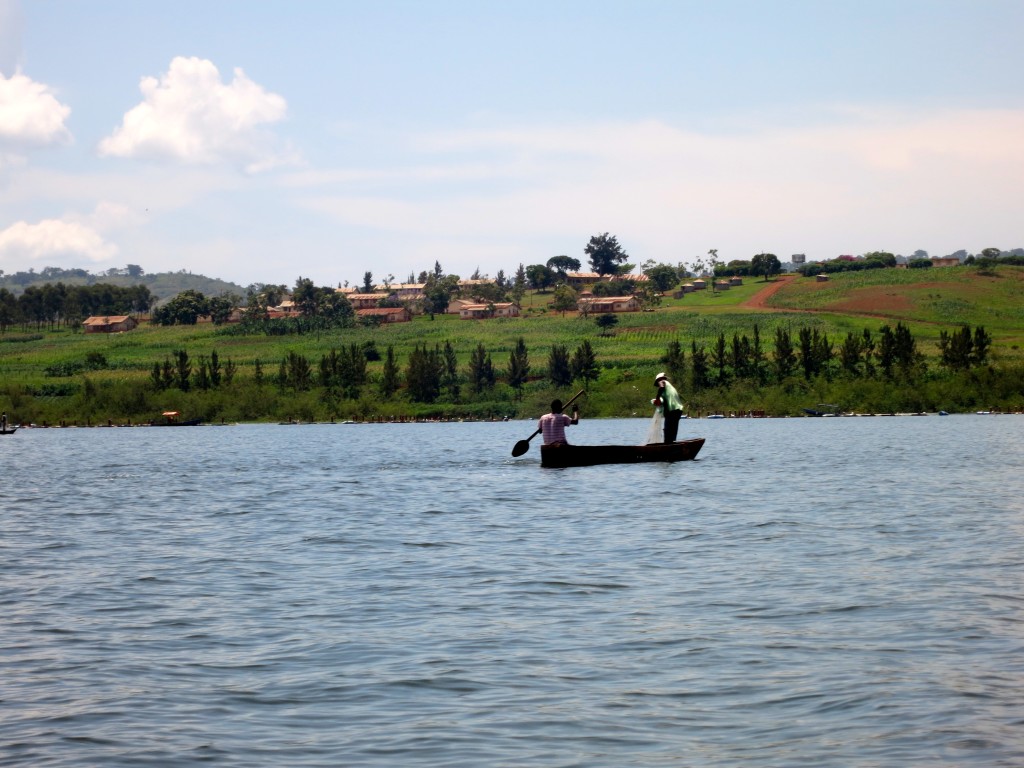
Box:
2 416 1023 766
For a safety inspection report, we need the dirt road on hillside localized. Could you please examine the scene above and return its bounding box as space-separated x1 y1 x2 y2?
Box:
742 274 797 309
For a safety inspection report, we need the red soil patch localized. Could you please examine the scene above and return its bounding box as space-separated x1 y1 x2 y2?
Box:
830 289 914 314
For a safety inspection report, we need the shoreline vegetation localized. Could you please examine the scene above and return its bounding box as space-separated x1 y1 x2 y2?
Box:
2 265 1023 426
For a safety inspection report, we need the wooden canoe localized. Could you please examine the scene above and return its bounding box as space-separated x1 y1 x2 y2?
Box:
540 438 705 468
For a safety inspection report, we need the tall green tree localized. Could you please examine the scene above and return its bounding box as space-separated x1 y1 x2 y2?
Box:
892 322 922 380
711 333 729 384
174 350 192 391
507 337 530 398
209 350 222 388
972 326 992 366
751 325 767 385
194 357 211 391
750 253 782 282
571 340 599 385
730 333 752 381
154 290 209 325
879 325 897 379
551 284 578 316
525 264 555 291
772 328 797 381
690 341 711 391
280 351 313 391
839 332 863 377
645 264 680 293
547 255 581 279
406 344 443 403
380 345 401 398
442 340 461 401
510 264 527 306
468 342 496 394
584 233 629 276
548 344 573 387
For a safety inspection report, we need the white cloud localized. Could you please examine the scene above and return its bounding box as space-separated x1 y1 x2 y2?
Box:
0 217 117 263
0 70 72 147
98 56 293 172
0 202 137 264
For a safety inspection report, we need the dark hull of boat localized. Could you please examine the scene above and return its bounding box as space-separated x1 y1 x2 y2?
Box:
540 438 705 468
1 427 17 435
148 418 203 427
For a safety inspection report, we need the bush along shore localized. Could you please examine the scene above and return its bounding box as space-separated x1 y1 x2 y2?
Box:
2 319 1022 427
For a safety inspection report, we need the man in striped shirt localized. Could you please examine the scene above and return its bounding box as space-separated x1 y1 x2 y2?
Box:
539 399 579 445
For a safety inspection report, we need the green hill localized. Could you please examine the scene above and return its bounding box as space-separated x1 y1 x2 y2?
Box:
0 267 247 304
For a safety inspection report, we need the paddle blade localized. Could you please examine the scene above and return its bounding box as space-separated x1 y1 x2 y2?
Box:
511 440 531 457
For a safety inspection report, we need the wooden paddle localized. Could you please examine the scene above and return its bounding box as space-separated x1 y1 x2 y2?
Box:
511 389 585 457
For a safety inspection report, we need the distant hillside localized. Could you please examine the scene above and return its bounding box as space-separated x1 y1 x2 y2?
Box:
761 264 1024 334
0 267 248 304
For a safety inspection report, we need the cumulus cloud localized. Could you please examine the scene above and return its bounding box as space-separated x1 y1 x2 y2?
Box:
0 71 72 147
0 202 138 264
98 56 293 172
0 218 116 263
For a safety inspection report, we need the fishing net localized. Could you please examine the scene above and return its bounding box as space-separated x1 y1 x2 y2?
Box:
644 409 663 444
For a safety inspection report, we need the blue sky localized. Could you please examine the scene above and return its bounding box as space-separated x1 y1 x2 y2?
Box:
1 0 1022 288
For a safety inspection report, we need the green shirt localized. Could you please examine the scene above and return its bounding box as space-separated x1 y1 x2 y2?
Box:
657 380 683 413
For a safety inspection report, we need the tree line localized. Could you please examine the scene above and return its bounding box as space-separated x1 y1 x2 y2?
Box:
660 322 992 392
142 337 601 406
0 283 154 332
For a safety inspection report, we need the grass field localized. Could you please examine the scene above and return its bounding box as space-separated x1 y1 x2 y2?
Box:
765 265 1024 339
2 265 1022 422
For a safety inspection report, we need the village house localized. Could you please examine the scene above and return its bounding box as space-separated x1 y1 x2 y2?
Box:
930 257 960 267
458 302 521 319
82 315 138 333
347 293 391 309
263 300 300 319
576 296 639 313
447 298 475 314
388 283 426 299
566 272 603 288
356 307 411 323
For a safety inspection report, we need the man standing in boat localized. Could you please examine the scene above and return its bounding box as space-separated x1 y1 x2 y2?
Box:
653 372 684 444
539 399 579 446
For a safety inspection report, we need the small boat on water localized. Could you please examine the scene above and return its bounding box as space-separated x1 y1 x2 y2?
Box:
803 403 840 417
1 426 17 435
149 411 202 427
540 438 705 468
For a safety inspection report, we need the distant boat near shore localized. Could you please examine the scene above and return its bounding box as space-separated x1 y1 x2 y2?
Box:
149 411 202 427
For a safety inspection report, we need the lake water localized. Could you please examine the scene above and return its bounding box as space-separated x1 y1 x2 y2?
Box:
2 415 1022 767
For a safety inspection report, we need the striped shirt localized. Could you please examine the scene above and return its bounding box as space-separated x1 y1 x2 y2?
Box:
539 413 573 445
